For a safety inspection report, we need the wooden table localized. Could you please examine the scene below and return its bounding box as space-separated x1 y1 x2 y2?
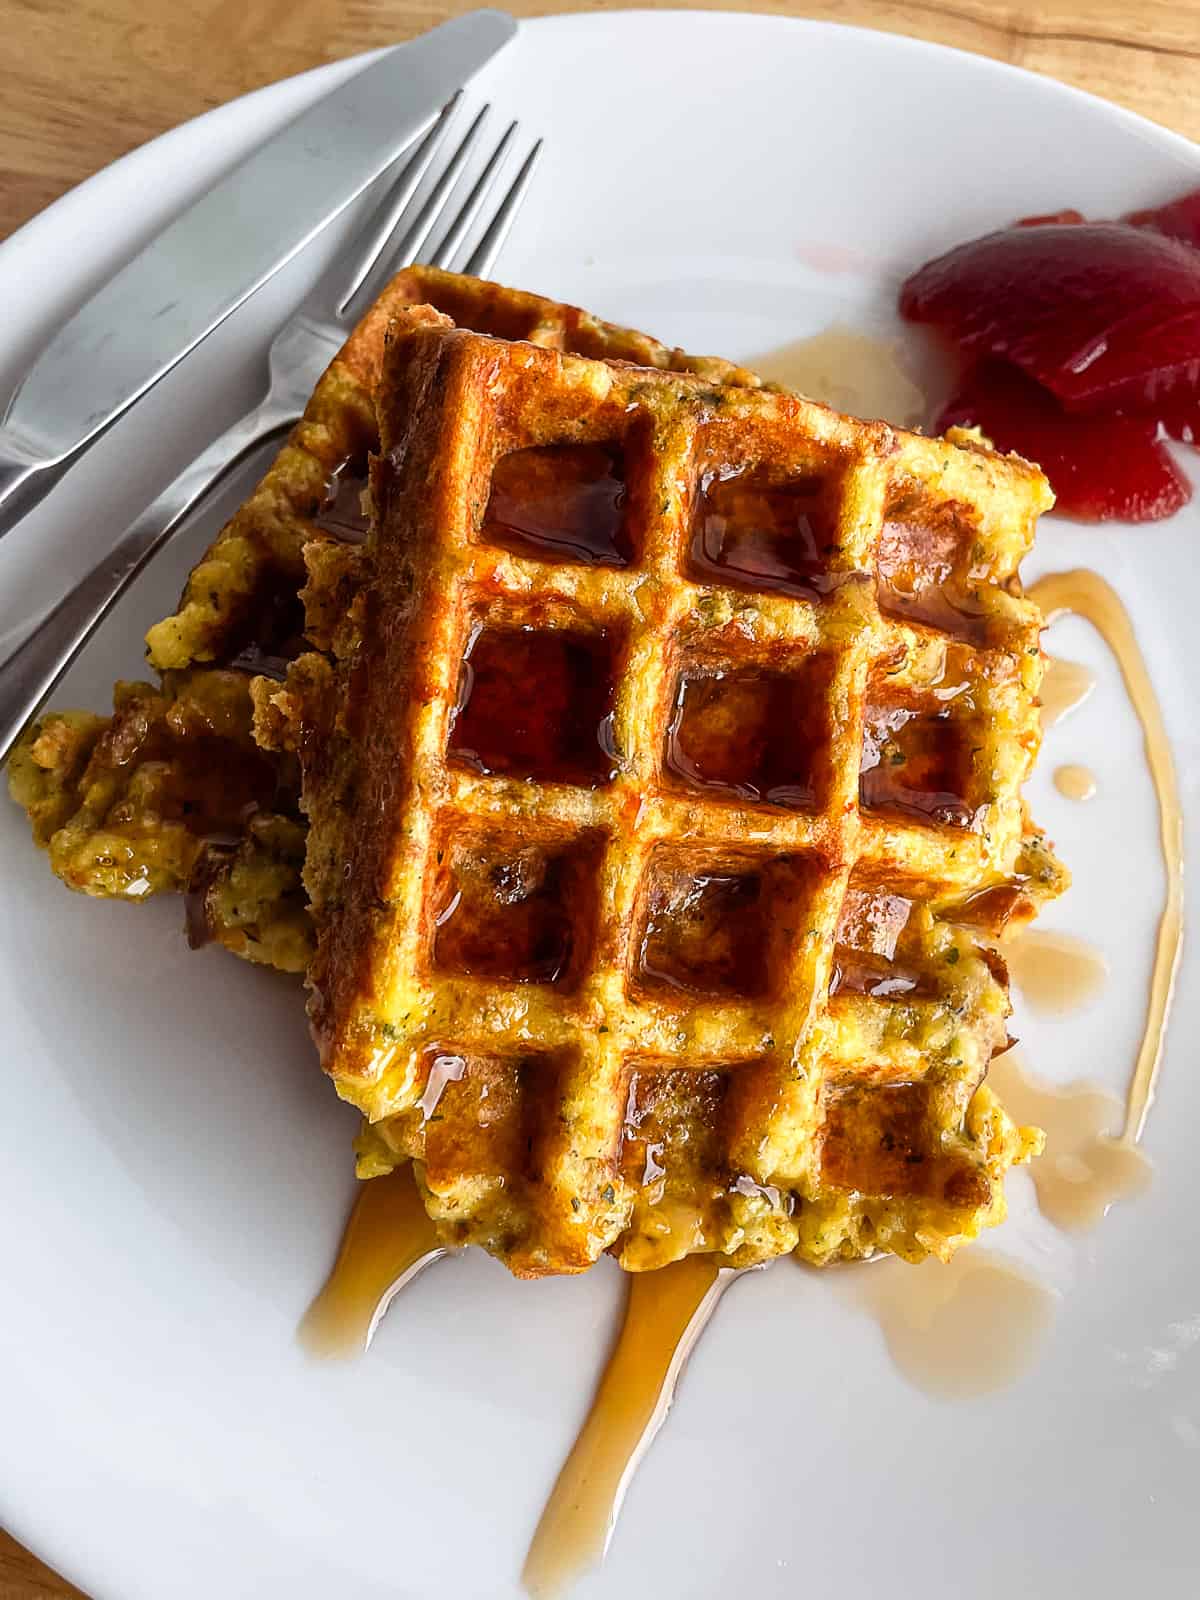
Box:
1 0 1196 1594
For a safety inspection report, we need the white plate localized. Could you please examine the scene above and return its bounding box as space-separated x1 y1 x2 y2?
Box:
2 13 1198 1598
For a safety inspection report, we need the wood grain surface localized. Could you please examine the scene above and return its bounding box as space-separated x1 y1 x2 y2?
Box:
4 0 1200 242
2 0 1196 1594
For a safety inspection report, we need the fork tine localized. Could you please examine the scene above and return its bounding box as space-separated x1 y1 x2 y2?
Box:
458 139 543 279
426 120 518 270
359 104 492 293
335 93 462 316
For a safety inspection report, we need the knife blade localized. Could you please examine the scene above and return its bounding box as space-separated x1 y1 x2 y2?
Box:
0 9 515 536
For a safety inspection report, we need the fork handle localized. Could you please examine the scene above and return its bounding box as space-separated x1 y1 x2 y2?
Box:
0 395 297 766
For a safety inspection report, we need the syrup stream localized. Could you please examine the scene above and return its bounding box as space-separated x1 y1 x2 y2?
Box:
299 1169 446 1359
521 1259 734 1599
1029 569 1184 1140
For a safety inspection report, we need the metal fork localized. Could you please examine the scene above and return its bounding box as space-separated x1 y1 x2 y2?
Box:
0 99 541 764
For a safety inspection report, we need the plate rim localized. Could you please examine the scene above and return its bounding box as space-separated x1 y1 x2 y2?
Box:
2 11 1197 1596
4 10 1199 277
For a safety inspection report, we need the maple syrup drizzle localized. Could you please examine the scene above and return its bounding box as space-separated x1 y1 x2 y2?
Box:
747 324 927 426
299 1169 446 1359
432 838 579 986
688 464 842 600
665 664 826 813
859 699 978 828
1002 927 1109 1018
637 867 769 1000
1054 763 1097 801
829 1251 1055 1400
483 442 630 567
989 1050 1151 1229
448 623 619 789
1030 570 1184 1140
1039 654 1097 729
522 1258 734 1599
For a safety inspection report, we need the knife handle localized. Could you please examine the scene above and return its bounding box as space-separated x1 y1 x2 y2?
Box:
0 396 296 766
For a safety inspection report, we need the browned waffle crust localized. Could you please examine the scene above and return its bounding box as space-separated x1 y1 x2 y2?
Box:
253 311 1066 1277
7 269 764 970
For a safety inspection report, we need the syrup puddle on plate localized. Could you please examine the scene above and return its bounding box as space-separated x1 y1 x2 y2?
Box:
828 1252 1055 1400
1030 569 1184 1140
748 323 927 426
299 1168 447 1358
1054 763 1097 801
1003 927 1109 1018
989 1050 1152 1229
1039 654 1097 729
523 1259 736 1599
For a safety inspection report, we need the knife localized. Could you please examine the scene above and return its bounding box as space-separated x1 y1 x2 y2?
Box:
0 9 515 537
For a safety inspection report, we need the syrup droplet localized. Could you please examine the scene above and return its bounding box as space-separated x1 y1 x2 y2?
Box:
828 1252 1055 1400
299 1169 446 1359
1003 928 1109 1018
747 324 927 426
1053 763 1097 801
522 1258 734 1599
1040 655 1097 729
989 1050 1152 1229
1030 570 1183 1141
314 459 371 543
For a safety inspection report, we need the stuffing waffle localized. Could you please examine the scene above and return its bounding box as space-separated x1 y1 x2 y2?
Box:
7 269 764 971
253 310 1067 1278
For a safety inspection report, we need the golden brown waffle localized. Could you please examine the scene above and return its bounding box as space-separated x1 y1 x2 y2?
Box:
254 312 1066 1278
8 269 764 969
